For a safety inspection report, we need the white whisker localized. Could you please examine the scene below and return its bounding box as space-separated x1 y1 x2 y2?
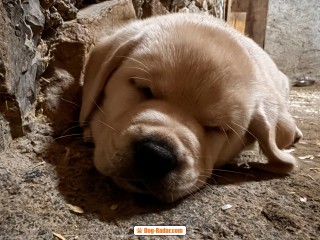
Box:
220 124 231 144
125 66 152 76
62 124 82 134
53 133 83 141
226 123 246 147
197 179 216 191
231 121 259 143
132 76 152 82
91 97 105 115
97 120 116 131
118 55 151 71
61 98 80 108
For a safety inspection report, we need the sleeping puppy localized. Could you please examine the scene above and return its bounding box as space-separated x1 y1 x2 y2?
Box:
80 13 302 202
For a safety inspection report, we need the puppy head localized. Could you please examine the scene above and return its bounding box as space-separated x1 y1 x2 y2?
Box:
80 14 300 202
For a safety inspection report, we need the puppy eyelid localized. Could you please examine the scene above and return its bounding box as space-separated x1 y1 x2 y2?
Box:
129 78 154 99
204 126 228 133
204 126 220 132
139 86 153 99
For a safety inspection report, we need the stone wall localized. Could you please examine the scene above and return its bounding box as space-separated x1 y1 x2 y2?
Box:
265 0 320 79
1 0 45 151
0 0 82 151
40 0 136 133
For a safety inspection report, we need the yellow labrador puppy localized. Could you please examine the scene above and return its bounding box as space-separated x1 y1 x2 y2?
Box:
80 13 302 202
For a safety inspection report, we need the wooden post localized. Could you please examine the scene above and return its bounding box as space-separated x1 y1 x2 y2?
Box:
226 0 269 48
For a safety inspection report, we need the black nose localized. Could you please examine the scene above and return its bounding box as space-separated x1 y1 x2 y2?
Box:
133 139 177 180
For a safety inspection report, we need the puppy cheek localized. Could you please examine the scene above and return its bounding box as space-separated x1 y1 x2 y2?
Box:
201 133 229 170
91 129 115 176
93 147 109 175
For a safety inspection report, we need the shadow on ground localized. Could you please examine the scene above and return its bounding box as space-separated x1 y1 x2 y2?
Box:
43 135 285 222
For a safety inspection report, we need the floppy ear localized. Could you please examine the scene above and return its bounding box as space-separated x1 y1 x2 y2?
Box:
248 105 300 174
79 27 144 129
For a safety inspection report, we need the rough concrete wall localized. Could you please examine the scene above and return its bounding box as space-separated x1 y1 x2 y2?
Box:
265 0 320 79
132 0 224 19
0 0 45 151
0 0 137 152
40 0 136 133
0 0 83 151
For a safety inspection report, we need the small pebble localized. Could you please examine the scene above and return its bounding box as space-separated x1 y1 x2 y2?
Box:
300 197 307 203
221 204 232 210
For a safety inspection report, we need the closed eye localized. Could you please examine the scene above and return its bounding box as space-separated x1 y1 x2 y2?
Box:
204 126 230 134
129 78 154 99
138 86 153 99
204 126 222 132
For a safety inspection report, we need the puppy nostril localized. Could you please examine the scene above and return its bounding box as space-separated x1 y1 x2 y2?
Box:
133 139 177 179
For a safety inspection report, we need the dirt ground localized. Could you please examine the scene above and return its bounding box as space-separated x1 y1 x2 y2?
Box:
0 83 319 240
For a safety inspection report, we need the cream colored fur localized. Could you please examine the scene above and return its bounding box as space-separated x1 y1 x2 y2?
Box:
80 13 302 202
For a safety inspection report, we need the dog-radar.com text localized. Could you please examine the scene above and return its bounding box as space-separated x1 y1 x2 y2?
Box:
134 226 186 236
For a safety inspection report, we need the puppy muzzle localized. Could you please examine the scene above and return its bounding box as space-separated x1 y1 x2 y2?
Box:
133 138 178 180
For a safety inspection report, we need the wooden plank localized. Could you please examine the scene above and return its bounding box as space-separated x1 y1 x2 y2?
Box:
226 0 268 48
230 0 248 12
227 12 247 34
245 0 269 48
226 0 247 34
